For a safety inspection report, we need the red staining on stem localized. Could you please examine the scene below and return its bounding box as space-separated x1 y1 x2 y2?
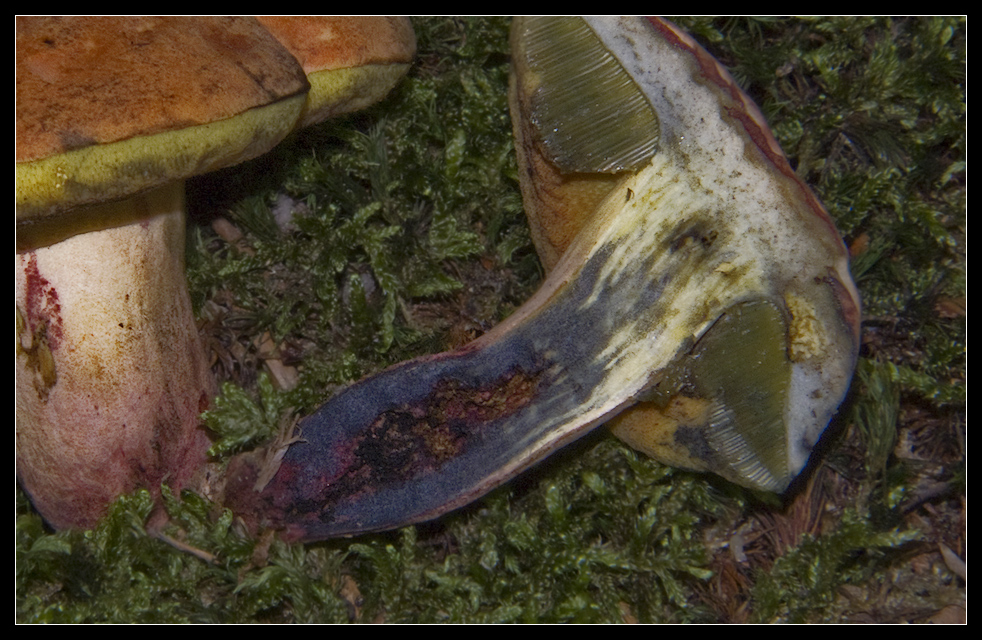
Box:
19 253 63 349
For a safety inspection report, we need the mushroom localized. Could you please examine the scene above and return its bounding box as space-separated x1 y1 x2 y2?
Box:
15 16 310 530
257 16 416 128
229 17 860 541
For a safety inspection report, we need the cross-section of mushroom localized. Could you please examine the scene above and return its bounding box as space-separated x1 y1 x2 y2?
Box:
227 17 861 542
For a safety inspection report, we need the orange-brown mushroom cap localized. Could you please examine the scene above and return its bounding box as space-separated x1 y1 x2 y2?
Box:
16 16 310 243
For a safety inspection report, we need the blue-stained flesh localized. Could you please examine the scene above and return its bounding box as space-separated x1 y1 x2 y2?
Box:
254 208 738 538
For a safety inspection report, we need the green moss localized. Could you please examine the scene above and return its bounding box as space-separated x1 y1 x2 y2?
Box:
751 509 921 623
18 17 964 623
203 373 292 458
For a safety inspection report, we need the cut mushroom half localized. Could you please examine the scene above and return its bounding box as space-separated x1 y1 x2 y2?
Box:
227 17 861 541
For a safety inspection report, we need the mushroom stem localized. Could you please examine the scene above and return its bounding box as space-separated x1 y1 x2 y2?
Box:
232 148 854 541
16 182 214 530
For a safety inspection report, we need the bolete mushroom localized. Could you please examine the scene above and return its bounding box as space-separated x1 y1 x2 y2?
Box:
15 16 310 530
228 17 861 541
257 16 417 128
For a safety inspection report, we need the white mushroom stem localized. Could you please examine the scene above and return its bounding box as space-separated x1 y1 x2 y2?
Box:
16 182 214 530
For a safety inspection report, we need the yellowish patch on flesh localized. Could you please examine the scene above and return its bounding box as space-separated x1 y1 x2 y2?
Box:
785 291 826 361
